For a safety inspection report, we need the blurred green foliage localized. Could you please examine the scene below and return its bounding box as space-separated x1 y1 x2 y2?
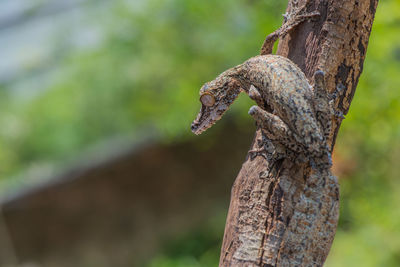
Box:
325 1 400 266
0 0 399 266
0 0 283 186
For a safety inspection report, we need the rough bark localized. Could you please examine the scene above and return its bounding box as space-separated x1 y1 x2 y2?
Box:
219 0 378 266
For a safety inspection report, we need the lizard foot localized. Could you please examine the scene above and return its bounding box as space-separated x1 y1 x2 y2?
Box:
248 85 264 107
310 151 333 170
330 82 346 101
334 110 345 120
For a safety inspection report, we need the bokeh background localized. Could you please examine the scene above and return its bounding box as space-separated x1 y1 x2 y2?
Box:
0 0 399 266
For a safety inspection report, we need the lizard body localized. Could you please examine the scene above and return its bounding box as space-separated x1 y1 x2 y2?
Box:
191 1 335 166
191 54 333 166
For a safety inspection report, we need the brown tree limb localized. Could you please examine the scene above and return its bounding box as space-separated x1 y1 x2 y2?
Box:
219 0 378 266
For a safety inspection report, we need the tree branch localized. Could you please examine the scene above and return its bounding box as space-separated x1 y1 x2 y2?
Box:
219 0 378 266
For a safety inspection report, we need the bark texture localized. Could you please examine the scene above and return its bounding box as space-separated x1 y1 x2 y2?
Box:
219 0 378 266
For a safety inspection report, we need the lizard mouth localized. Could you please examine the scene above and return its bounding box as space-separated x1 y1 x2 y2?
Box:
191 102 229 135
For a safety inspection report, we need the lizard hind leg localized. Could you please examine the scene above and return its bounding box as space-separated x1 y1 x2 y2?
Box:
313 70 333 142
311 70 334 168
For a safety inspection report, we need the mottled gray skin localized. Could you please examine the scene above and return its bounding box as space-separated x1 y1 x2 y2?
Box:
191 70 242 135
191 55 333 166
243 56 330 159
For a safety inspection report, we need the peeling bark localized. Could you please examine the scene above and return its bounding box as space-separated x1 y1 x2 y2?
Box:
219 0 378 266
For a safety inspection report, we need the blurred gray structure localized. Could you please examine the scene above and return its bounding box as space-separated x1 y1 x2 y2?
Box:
0 0 105 92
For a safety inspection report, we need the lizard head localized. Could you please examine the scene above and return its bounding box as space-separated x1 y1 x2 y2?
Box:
191 75 242 135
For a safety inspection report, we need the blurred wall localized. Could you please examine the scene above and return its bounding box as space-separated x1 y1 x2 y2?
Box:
0 121 254 267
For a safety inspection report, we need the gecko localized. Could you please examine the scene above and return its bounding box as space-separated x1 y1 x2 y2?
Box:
191 3 341 265
191 2 338 168
191 54 332 166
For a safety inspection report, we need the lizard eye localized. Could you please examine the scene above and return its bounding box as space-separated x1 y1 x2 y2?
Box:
200 93 215 107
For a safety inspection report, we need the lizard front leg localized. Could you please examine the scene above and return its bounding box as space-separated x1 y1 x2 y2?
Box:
248 85 276 114
249 105 332 168
248 85 264 107
260 2 320 55
248 105 304 153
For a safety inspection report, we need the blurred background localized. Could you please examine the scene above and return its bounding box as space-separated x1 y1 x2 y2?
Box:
0 0 399 266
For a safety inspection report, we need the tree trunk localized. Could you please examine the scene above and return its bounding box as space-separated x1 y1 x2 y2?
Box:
219 0 378 266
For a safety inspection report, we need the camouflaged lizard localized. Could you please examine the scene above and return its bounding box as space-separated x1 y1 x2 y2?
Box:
191 55 333 166
190 3 338 168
